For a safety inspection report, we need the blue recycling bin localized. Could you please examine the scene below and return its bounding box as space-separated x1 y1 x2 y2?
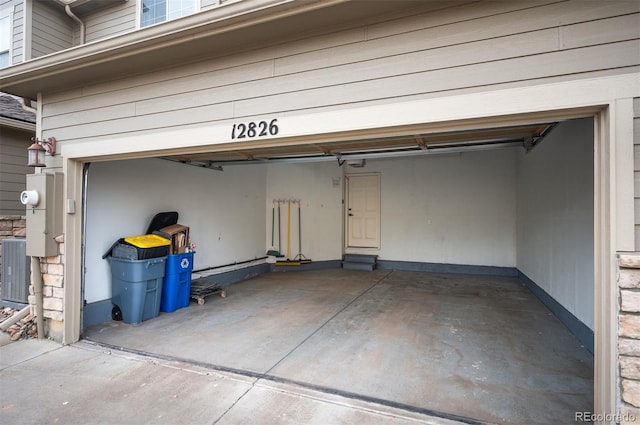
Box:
161 252 194 313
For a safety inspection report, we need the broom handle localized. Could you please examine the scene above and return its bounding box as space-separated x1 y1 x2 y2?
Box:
298 200 302 254
287 200 291 259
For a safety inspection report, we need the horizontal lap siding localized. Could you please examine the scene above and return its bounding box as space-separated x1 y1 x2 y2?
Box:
83 1 136 43
0 128 33 215
42 0 640 142
11 1 23 64
31 1 73 58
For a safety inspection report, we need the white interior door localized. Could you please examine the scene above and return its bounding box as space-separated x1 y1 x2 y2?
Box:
346 173 380 248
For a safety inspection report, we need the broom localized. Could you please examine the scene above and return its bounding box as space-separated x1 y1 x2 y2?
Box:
276 199 301 266
293 199 311 263
266 199 280 256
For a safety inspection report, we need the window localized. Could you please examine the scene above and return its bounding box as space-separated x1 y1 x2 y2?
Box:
141 0 196 27
0 15 10 68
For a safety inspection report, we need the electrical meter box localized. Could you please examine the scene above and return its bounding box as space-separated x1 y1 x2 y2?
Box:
23 173 63 257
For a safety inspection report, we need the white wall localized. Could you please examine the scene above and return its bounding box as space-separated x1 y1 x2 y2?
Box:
84 158 266 303
516 118 594 329
263 149 518 267
363 149 517 267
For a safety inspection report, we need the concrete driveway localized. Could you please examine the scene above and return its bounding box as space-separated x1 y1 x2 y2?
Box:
0 338 463 425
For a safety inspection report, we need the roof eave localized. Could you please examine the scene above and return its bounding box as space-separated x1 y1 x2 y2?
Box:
0 0 348 99
0 116 36 131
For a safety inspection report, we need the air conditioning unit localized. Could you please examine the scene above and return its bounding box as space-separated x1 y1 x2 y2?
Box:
1 238 30 303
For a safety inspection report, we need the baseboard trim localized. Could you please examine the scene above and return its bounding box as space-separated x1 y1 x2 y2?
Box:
82 299 113 329
194 263 271 287
377 260 518 277
271 259 342 272
518 271 594 354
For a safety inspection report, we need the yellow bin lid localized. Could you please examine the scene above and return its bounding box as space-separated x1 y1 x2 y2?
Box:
124 234 170 248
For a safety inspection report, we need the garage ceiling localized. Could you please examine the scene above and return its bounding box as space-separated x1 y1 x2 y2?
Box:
161 122 557 169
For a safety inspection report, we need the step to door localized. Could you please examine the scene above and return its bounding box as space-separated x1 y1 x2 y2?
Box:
342 254 377 271
342 261 376 271
343 254 377 264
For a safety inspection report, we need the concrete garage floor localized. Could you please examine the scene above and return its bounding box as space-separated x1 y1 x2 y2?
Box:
84 269 593 424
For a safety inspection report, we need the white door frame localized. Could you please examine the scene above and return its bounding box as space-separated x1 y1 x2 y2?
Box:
62 74 640 421
344 172 381 250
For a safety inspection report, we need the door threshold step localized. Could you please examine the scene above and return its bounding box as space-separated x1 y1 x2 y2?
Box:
343 254 378 264
342 261 376 271
342 254 377 271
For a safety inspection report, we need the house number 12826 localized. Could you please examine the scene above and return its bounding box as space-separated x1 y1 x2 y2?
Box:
231 119 279 139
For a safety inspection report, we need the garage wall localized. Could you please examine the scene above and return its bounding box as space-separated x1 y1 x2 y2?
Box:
365 149 517 267
263 149 517 267
265 162 343 262
516 118 594 330
84 158 266 303
42 0 639 143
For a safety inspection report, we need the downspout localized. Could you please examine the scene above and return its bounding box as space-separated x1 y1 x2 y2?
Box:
19 97 37 114
31 257 45 339
33 92 45 340
62 3 85 44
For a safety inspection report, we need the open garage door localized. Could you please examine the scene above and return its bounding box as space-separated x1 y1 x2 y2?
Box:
81 116 594 425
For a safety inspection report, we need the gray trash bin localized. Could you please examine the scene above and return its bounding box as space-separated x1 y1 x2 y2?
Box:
108 256 166 324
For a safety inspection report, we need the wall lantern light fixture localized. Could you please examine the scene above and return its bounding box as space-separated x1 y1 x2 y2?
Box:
27 137 56 167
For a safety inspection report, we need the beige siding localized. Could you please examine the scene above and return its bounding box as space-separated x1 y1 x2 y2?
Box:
11 1 23 64
42 1 640 144
0 127 34 215
83 0 136 43
31 1 73 58
635 97 640 250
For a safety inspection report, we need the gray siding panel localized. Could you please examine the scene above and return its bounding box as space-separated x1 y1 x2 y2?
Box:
11 1 23 64
41 1 640 143
31 1 74 57
0 127 33 215
83 1 136 43
32 2 74 58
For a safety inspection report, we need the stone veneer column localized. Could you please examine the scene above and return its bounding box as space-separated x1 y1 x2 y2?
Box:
618 253 640 423
28 235 65 340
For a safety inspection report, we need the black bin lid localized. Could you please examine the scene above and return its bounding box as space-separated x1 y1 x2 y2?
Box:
146 212 179 234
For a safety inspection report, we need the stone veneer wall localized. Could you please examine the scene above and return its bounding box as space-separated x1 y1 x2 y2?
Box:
27 235 65 340
0 216 27 293
1 216 63 339
618 253 640 423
